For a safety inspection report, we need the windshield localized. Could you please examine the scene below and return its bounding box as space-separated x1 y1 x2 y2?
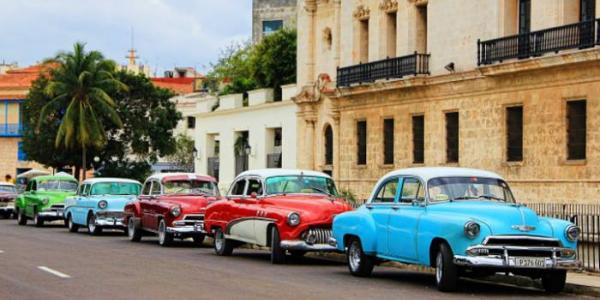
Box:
428 177 515 203
0 185 15 193
163 180 219 196
38 180 78 192
265 175 338 196
91 182 141 196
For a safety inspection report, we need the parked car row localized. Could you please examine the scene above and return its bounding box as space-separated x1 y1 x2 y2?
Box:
11 167 582 293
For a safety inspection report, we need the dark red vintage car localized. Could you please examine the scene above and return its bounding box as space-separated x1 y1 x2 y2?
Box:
0 183 17 219
124 173 220 246
204 169 353 264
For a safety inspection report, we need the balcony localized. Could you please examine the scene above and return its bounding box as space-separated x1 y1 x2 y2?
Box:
478 19 599 66
0 123 22 137
337 52 430 87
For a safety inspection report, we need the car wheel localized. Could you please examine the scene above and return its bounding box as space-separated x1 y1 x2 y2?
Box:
347 237 374 277
158 219 173 247
435 243 459 292
87 214 102 236
192 234 205 247
67 214 79 233
34 212 44 227
17 209 27 225
541 270 567 293
270 227 286 264
127 217 142 242
213 228 234 256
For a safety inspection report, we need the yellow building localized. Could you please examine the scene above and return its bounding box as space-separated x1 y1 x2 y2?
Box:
0 64 51 179
295 0 600 203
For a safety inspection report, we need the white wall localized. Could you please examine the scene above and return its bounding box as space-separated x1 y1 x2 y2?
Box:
194 98 298 192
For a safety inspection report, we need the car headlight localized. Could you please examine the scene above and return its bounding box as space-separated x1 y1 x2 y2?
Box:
171 206 182 217
565 225 581 242
98 200 108 209
41 197 49 205
464 221 480 239
287 212 300 227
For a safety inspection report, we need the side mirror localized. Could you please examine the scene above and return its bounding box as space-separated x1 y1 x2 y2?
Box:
250 192 258 199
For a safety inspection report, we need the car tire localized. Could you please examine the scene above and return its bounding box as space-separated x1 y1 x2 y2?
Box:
87 214 102 235
127 217 142 242
346 238 374 277
541 270 567 293
213 228 234 256
67 214 79 233
158 219 173 247
33 212 44 227
435 243 459 292
192 234 205 247
17 209 27 226
270 227 286 264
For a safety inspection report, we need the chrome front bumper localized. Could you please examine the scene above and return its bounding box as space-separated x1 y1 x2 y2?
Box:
38 209 64 219
95 217 125 227
0 205 14 212
280 240 338 252
454 245 581 270
167 223 205 235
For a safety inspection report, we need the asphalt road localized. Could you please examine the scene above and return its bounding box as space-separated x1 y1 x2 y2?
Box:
0 219 593 300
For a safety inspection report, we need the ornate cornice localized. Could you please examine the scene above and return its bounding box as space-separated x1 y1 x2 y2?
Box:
379 0 398 13
353 5 370 20
304 0 317 13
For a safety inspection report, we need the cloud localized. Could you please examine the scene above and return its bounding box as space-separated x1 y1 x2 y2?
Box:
0 0 252 74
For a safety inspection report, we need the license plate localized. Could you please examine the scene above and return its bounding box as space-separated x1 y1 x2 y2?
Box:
511 257 548 268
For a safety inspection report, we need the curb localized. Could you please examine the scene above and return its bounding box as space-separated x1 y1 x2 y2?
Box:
307 252 600 297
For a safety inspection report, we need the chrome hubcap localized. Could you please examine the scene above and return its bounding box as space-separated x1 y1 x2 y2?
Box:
88 216 95 232
69 217 73 229
348 242 361 271
436 252 443 284
128 219 134 238
215 231 224 251
158 222 165 244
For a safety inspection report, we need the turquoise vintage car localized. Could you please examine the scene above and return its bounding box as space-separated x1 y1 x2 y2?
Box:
64 178 141 235
331 167 581 293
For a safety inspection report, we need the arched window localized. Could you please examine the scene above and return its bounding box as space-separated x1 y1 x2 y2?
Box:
324 125 333 165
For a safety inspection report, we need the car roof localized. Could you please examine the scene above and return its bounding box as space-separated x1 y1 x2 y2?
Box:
146 172 216 182
383 167 504 182
81 178 141 185
33 175 77 182
236 169 332 180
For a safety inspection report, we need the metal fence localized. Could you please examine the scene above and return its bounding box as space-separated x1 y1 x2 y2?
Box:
527 203 600 272
478 19 598 65
337 52 430 87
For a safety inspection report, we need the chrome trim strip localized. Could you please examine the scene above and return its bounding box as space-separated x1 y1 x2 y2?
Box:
454 255 581 270
279 240 338 252
482 235 562 245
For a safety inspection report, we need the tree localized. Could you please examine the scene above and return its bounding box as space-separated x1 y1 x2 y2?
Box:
251 28 297 100
165 134 196 172
206 41 256 95
23 69 181 183
38 42 127 179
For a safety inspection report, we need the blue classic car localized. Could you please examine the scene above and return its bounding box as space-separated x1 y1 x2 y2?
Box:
64 178 141 235
331 167 581 293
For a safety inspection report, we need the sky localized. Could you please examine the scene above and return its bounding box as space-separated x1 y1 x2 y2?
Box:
0 0 252 75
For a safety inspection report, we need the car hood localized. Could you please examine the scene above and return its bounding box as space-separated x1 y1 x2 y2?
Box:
261 194 353 224
428 201 554 237
159 194 218 213
37 191 77 205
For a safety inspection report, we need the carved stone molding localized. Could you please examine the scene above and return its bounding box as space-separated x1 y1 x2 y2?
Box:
379 0 398 13
409 0 428 7
305 0 317 13
353 5 370 21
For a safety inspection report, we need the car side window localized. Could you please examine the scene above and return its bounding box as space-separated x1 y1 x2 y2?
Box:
372 178 398 203
150 181 161 195
246 178 263 196
230 179 247 196
78 184 86 196
400 177 424 204
31 181 37 191
142 181 152 195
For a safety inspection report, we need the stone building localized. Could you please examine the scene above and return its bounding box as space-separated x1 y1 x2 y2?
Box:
253 0 298 43
294 0 600 203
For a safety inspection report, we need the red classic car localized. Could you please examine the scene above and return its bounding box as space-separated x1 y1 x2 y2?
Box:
204 169 353 264
0 183 17 219
124 173 220 246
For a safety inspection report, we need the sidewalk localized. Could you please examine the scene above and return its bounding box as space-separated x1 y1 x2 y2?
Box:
565 271 600 296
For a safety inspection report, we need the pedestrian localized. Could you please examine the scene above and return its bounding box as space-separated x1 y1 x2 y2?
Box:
4 174 13 184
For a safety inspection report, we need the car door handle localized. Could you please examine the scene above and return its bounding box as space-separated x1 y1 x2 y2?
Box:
365 204 373 210
391 205 400 210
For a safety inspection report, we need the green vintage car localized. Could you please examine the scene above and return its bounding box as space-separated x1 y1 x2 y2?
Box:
15 174 78 227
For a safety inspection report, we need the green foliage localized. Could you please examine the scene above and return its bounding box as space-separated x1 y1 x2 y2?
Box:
206 29 297 99
23 67 181 182
339 189 358 205
234 134 249 157
165 134 196 172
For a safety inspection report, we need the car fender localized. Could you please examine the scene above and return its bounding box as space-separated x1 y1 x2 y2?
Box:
332 206 378 254
541 217 577 249
124 201 142 220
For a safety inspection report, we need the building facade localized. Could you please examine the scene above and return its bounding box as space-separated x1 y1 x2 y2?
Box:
253 0 298 43
194 85 298 191
0 65 52 179
295 0 600 203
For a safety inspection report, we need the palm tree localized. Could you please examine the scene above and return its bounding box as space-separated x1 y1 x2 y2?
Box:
38 42 127 180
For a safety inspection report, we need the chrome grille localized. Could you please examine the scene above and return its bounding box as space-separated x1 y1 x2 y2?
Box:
483 236 562 247
97 211 124 219
184 214 204 221
51 204 65 209
303 228 332 245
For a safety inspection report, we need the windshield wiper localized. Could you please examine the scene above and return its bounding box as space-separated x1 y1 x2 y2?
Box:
452 196 479 201
478 194 505 201
307 186 332 196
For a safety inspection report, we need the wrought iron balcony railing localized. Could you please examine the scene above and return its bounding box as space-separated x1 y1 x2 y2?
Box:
478 19 599 65
0 123 23 137
337 52 430 87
